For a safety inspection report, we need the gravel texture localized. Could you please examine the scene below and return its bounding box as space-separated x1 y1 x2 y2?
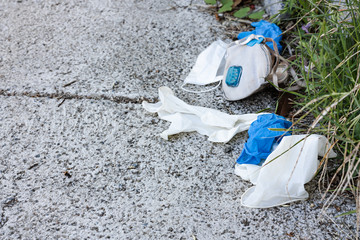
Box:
0 0 357 239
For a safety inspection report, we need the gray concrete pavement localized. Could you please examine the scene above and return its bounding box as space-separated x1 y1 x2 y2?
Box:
0 0 357 239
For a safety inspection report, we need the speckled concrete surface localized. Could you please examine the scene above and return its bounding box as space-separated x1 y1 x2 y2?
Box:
0 0 357 239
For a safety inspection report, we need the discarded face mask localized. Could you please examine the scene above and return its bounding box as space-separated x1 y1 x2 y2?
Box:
182 35 293 100
234 134 337 208
182 40 228 92
222 34 288 101
142 86 262 143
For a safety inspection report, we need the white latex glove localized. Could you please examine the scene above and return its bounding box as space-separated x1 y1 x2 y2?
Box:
143 86 261 143
237 134 336 208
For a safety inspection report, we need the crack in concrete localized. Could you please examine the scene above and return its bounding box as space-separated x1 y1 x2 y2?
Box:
0 89 157 105
0 212 8 229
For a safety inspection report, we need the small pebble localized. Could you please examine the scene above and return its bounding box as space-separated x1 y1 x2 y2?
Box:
3 197 17 207
224 146 233 153
128 163 139 169
118 184 126 191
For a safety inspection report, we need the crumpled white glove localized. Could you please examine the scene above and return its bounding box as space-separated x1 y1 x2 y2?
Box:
235 134 337 208
143 86 261 143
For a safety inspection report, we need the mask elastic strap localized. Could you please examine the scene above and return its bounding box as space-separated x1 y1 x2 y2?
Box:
237 34 262 46
265 39 306 91
180 78 222 94
264 37 280 88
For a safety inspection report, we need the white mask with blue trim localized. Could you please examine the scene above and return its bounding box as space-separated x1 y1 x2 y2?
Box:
222 34 276 101
182 35 302 98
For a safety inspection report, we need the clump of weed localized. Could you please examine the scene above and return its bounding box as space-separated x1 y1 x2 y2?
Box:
280 0 360 231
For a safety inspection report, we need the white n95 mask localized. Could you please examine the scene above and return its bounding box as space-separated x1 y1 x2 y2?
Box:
181 40 227 93
182 35 302 99
222 35 272 100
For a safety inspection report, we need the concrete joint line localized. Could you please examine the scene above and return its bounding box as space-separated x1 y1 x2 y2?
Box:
0 89 157 105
